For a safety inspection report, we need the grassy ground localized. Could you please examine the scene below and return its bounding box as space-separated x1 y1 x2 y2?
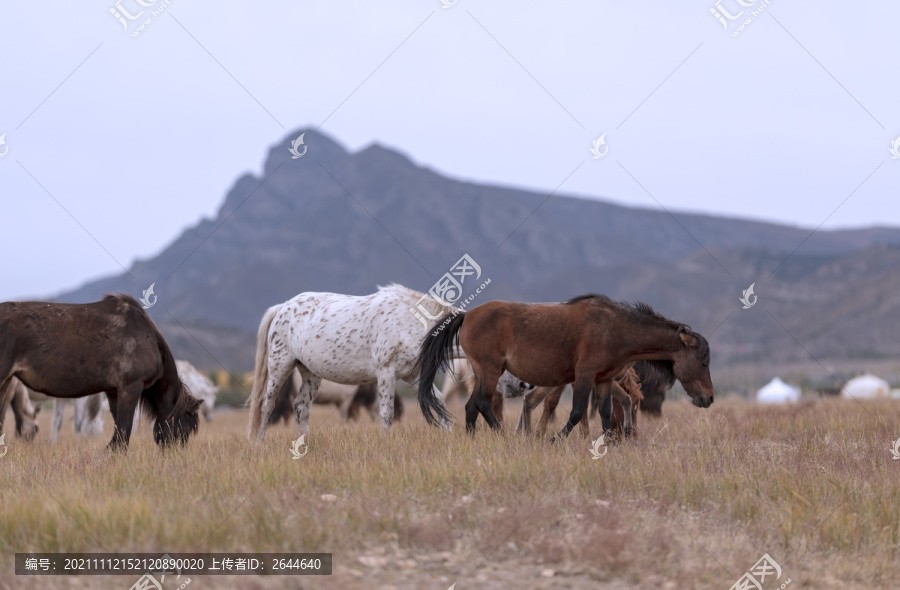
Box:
1 395 898 589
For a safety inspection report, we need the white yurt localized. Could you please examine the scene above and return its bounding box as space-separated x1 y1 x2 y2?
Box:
841 374 890 399
756 377 801 404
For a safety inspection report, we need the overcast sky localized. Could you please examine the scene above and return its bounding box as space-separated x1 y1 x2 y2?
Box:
1 0 898 301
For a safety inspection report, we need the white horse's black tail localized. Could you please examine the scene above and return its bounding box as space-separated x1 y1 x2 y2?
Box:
416 311 464 426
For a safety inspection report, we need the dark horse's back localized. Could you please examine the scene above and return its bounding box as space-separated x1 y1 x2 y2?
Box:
0 295 165 398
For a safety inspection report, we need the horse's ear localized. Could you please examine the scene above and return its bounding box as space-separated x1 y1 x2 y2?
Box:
679 332 697 348
189 396 203 412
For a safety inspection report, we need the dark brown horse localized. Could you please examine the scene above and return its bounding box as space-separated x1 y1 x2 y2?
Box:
417 294 713 438
0 294 201 450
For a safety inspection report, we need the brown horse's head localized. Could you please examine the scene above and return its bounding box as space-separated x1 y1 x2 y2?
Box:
153 386 202 446
672 328 714 408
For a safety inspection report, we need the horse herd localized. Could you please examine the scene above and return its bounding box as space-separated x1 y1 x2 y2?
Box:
0 284 714 451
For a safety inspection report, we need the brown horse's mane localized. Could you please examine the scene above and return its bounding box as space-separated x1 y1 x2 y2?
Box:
564 294 709 386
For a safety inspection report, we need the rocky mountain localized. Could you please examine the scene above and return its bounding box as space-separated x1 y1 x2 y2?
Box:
56 129 900 372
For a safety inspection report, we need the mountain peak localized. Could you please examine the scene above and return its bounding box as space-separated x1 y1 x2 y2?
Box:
262 127 348 174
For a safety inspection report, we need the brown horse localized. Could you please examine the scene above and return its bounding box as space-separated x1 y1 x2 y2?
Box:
417 294 713 438
0 377 41 442
0 295 201 450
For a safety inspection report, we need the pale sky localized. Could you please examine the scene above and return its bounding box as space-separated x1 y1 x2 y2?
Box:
1 0 898 301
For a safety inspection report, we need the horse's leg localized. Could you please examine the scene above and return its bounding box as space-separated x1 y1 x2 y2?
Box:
107 383 141 451
376 369 397 432
518 385 551 435
554 377 594 441
51 399 65 443
73 396 87 435
106 393 118 445
593 381 614 435
579 386 592 439
338 392 355 422
609 380 634 437
516 388 542 434
257 361 295 444
292 366 319 438
87 393 104 436
537 385 566 436
467 361 503 432
0 381 11 437
490 392 505 426
600 391 612 433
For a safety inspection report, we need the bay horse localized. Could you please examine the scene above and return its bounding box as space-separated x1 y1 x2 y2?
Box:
0 294 202 450
0 377 41 442
248 284 460 442
417 294 713 438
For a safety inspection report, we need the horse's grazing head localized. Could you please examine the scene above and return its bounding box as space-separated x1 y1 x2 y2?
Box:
15 402 40 442
153 386 202 447
671 327 714 408
499 372 536 399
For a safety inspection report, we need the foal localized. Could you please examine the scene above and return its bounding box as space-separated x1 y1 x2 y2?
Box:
517 363 644 437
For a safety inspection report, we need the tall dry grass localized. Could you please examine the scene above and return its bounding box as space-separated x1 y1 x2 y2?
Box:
0 396 898 589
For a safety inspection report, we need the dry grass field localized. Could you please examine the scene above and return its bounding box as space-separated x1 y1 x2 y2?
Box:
1 395 899 589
